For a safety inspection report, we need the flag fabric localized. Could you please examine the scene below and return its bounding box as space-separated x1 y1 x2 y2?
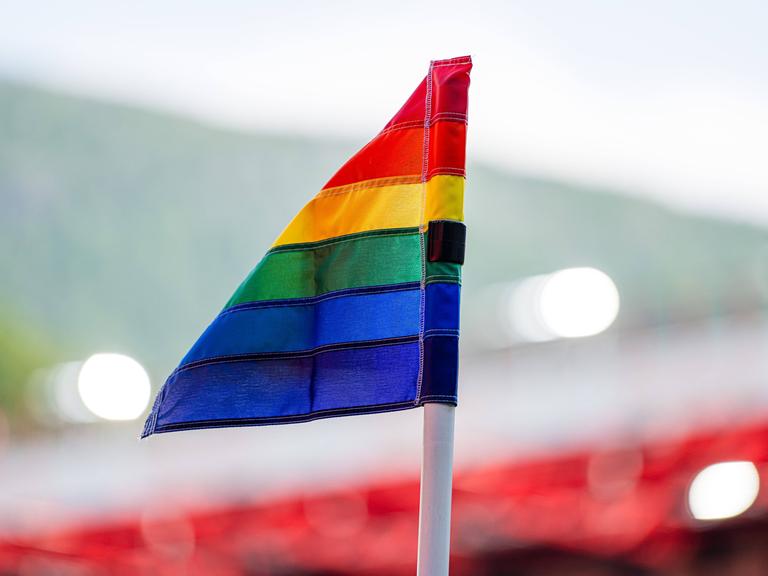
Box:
142 56 472 437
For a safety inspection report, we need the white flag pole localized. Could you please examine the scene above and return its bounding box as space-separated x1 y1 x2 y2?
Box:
417 402 456 575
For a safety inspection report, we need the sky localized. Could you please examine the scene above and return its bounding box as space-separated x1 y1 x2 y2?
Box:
2 0 767 222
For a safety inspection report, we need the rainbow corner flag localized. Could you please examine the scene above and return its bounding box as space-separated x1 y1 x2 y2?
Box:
142 56 472 437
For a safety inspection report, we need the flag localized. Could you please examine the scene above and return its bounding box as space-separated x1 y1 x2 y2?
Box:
142 56 472 437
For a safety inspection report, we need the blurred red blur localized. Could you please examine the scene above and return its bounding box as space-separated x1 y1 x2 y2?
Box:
2 421 767 575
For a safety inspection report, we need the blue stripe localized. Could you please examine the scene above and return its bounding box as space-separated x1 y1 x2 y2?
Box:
182 282 460 367
424 282 460 332
421 282 460 404
147 340 420 434
420 335 459 404
181 286 421 366
141 282 463 436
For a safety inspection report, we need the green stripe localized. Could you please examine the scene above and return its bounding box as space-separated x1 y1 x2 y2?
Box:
425 261 462 285
226 230 461 307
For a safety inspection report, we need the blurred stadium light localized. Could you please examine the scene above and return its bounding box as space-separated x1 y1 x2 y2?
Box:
688 461 760 521
77 353 151 421
538 267 620 338
36 354 151 424
474 267 620 346
39 361 95 424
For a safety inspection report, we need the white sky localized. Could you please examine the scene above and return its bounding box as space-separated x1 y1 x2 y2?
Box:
2 0 767 223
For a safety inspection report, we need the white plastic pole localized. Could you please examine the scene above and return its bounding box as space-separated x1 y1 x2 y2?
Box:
417 402 456 576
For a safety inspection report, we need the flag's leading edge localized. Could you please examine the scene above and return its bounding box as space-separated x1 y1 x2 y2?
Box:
142 57 472 437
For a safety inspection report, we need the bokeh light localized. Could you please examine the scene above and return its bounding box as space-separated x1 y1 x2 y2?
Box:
688 461 760 521
77 353 151 421
538 267 620 338
502 267 620 344
503 276 554 343
47 361 96 423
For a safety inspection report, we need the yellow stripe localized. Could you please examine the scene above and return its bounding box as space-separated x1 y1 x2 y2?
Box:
272 175 464 247
426 175 464 223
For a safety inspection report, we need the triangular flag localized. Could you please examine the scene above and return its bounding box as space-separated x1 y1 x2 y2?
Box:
143 56 472 437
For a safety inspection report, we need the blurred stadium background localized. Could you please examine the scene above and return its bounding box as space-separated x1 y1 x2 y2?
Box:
2 1 768 574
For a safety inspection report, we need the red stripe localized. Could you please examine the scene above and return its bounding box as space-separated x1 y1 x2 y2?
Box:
431 57 472 123
323 56 471 190
322 120 467 190
323 127 423 189
382 77 427 132
428 121 466 179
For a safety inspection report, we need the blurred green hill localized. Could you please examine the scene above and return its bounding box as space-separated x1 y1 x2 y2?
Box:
1 80 767 411
0 307 56 427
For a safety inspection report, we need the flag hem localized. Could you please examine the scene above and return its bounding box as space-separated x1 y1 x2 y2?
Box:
143 398 455 437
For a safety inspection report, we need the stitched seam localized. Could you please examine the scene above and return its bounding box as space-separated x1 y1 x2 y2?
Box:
379 119 424 134
427 219 464 225
418 395 458 404
433 56 471 63
149 400 418 435
424 329 460 338
313 168 463 204
431 58 470 67
315 169 464 202
425 276 461 285
174 335 420 376
268 227 418 254
224 282 419 313
380 115 468 136
319 175 421 196
316 180 421 199
415 62 434 405
271 227 419 254
221 282 420 316
432 112 467 121
142 382 166 438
